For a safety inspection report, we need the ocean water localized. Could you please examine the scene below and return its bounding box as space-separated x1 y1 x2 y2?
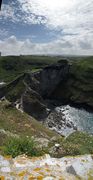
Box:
58 105 93 135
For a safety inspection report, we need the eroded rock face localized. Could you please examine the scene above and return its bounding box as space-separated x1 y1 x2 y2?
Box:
22 89 48 120
52 63 93 109
0 59 93 122
0 154 93 179
0 60 70 120
38 60 70 97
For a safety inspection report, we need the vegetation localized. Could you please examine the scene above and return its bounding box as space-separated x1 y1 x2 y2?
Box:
3 136 42 158
2 130 93 158
0 100 93 157
0 55 58 82
6 76 26 102
0 55 93 158
0 100 59 148
52 56 93 107
49 131 93 158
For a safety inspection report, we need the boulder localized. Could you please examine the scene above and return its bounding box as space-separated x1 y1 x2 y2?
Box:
66 165 77 176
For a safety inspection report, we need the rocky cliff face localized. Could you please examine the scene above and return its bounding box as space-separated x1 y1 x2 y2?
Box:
52 60 93 109
38 60 70 97
0 60 70 120
21 60 70 119
0 58 93 121
22 88 47 120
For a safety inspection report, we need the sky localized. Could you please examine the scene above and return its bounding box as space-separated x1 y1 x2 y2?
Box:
0 0 93 55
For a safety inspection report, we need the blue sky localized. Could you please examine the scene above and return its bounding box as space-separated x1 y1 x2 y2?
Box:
0 0 93 55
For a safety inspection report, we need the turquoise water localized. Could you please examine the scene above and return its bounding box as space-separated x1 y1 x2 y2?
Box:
60 105 93 134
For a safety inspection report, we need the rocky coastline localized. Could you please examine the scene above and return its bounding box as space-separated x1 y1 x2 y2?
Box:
0 59 93 136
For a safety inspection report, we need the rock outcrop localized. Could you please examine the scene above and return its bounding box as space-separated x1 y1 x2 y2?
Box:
0 60 70 120
0 58 93 121
38 60 70 97
22 88 47 120
45 106 77 136
0 154 93 179
51 59 93 109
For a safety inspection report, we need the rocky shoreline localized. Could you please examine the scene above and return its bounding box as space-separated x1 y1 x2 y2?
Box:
44 104 93 136
45 106 77 136
0 59 93 136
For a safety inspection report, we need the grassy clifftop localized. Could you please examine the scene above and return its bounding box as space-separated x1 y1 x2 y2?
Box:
0 55 58 82
52 56 93 108
70 56 93 81
69 57 93 106
0 55 93 108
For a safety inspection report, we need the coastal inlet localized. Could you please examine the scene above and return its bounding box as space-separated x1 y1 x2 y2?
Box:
45 105 93 136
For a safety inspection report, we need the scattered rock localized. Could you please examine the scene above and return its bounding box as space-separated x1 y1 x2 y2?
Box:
35 137 49 148
66 165 77 176
45 107 77 136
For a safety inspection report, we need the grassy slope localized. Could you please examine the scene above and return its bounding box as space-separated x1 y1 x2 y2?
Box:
70 56 93 82
49 131 93 157
0 100 59 146
0 55 93 157
1 100 93 158
69 57 93 104
0 55 58 82
53 56 93 106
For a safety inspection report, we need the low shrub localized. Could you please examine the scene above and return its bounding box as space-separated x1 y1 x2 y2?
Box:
49 132 93 157
4 136 43 158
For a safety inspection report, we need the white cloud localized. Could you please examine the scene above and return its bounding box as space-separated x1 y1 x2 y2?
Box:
17 0 93 31
0 35 93 56
0 4 16 22
1 0 93 32
17 0 93 55
0 0 93 55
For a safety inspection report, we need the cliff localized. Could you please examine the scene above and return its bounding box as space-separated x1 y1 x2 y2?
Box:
52 57 93 108
38 59 70 97
0 59 70 119
0 57 93 121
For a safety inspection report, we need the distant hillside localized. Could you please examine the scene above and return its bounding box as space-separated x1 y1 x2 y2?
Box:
0 55 92 83
0 55 59 82
0 56 93 108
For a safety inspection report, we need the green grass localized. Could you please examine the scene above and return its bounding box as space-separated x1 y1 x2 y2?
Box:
70 56 93 82
0 100 60 156
3 136 43 158
0 55 93 84
0 55 93 157
62 131 93 156
0 101 93 157
6 77 26 102
49 131 93 157
53 56 93 106
0 55 58 82
0 100 60 147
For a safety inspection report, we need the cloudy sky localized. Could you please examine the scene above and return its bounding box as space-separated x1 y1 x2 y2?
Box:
0 0 93 55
